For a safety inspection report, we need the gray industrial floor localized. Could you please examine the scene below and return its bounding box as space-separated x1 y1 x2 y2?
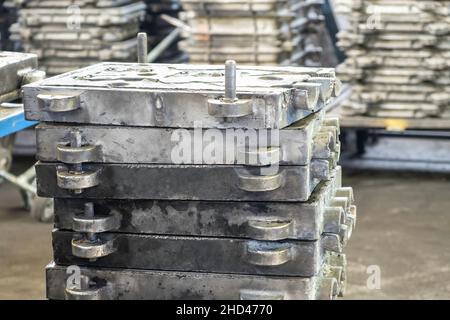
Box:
0 158 449 300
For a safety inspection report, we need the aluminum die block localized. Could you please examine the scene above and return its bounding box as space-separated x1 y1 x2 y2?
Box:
335 0 450 17
17 2 146 27
338 67 450 85
349 90 449 107
35 111 339 166
26 38 138 61
52 230 340 276
341 51 450 70
183 15 319 37
338 31 449 50
181 2 286 14
23 62 339 129
0 51 37 101
52 168 353 241
13 0 136 8
35 161 334 202
46 262 340 300
12 24 139 43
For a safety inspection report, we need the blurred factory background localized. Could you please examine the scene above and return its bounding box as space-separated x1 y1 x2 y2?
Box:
0 0 449 300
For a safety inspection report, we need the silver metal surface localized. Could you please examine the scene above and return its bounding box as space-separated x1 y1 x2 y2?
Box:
11 2 146 75
46 261 342 300
52 230 340 276
53 167 354 242
35 112 327 165
23 63 338 128
36 162 333 202
0 51 38 102
71 235 117 259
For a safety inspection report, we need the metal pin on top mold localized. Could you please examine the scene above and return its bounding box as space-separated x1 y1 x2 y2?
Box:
137 33 148 64
225 60 237 101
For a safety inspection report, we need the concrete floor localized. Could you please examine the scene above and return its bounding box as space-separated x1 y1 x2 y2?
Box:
0 158 449 299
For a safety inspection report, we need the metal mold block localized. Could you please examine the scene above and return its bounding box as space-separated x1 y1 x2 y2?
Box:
46 262 341 300
35 112 340 166
53 167 354 241
35 162 334 202
23 63 338 128
0 51 38 102
52 230 341 276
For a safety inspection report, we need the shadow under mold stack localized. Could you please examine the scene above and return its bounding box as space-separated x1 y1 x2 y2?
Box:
23 52 357 299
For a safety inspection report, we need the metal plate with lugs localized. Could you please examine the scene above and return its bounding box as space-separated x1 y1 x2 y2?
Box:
23 63 339 129
338 67 450 86
13 0 137 8
45 261 341 300
335 0 450 15
34 111 339 166
18 2 146 27
23 38 138 61
35 161 334 202
11 24 139 43
341 49 450 70
52 229 340 276
338 32 449 50
52 167 354 241
180 0 289 13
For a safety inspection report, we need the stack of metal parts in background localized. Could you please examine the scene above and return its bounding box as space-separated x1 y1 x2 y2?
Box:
24 59 356 299
141 0 185 62
0 51 44 178
179 0 338 67
0 51 39 103
8 0 146 75
335 0 450 118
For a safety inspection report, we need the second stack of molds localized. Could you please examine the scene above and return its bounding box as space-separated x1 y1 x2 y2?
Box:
179 0 337 67
8 0 146 75
335 0 450 118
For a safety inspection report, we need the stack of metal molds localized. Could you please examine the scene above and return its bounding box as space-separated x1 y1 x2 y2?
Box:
141 0 184 62
8 0 146 75
335 0 450 118
179 0 337 67
0 51 44 103
0 51 44 171
24 59 356 300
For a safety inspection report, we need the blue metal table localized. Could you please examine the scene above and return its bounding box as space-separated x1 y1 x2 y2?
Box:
0 104 37 138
